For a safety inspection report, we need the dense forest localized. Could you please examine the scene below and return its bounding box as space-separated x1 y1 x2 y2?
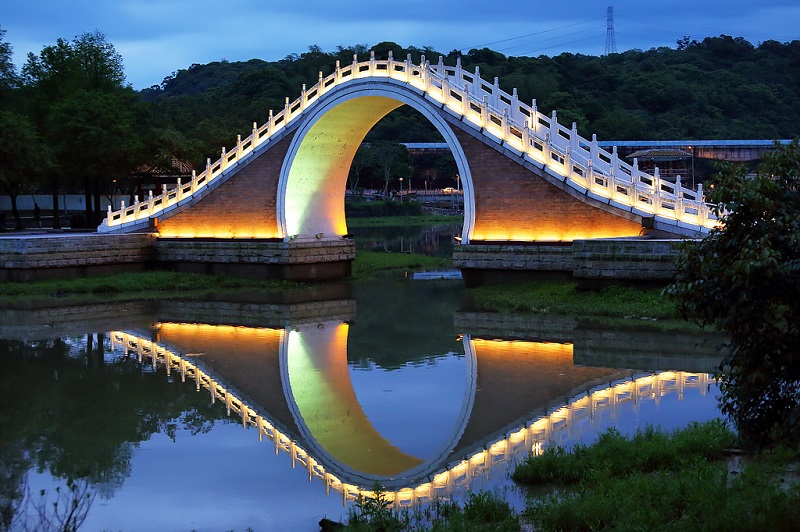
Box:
1 29 798 226
142 36 800 154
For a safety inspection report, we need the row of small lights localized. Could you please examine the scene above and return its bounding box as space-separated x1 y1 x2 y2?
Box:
110 330 710 508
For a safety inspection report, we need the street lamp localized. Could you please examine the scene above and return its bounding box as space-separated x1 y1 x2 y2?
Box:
399 178 403 202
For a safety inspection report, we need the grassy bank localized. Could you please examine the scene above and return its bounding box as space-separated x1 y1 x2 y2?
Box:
346 214 461 227
336 422 798 530
351 250 452 279
516 421 799 530
467 279 679 320
0 270 297 305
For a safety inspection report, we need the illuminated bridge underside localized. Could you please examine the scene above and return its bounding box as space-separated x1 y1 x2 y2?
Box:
112 329 711 508
100 54 716 242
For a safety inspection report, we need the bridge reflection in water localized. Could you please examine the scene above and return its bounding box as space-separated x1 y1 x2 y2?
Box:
111 320 713 509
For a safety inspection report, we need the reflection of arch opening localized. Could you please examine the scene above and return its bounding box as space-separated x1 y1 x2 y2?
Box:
277 81 475 242
280 321 476 486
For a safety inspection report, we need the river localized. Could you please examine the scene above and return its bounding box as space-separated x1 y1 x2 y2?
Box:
0 224 725 531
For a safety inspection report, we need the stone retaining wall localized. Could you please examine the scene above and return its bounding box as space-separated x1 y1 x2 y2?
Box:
455 238 687 284
155 238 355 281
0 233 156 281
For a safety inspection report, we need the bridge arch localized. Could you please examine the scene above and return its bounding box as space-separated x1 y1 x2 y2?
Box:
277 80 474 242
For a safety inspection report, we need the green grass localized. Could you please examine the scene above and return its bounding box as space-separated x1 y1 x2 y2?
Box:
467 280 679 320
518 421 800 531
513 420 737 485
0 270 299 304
351 250 452 279
346 214 462 227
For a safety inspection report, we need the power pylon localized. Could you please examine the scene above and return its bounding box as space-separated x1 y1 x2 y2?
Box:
605 6 617 55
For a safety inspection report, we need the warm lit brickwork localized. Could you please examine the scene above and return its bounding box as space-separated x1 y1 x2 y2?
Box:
157 134 297 238
454 129 645 241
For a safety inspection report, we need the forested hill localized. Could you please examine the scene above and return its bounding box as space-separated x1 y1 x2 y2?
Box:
141 36 799 158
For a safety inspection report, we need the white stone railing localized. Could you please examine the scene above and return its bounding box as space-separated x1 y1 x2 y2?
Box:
111 329 713 509
101 52 717 233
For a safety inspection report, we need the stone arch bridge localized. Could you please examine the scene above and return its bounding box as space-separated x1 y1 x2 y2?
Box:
99 52 718 281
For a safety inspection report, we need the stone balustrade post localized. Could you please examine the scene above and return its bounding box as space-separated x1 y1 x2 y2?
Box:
236 135 242 158
610 146 618 179
454 56 463 82
301 84 307 108
267 110 274 136
522 119 530 153
284 97 291 122
335 60 341 83
462 83 470 116
511 88 519 116
492 77 500 107
473 66 480 97
549 110 558 148
176 178 182 200
148 190 154 215
531 99 538 136
481 95 489 128
221 147 227 170
106 205 112 223
191 170 197 193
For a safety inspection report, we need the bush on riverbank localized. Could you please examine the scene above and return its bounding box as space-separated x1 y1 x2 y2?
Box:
516 421 800 530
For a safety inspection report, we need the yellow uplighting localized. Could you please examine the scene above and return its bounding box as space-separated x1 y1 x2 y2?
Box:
286 324 425 476
111 330 711 509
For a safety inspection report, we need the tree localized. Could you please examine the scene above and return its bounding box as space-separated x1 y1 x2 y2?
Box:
0 26 17 95
22 31 137 227
368 141 410 198
668 140 800 448
0 111 51 229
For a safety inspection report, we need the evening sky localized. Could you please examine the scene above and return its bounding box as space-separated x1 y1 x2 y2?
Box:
4 0 799 90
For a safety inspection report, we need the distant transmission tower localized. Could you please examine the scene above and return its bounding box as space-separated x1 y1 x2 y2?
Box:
605 6 617 55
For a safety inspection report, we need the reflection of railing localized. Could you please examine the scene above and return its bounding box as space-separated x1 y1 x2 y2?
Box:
111 331 711 508
100 52 717 234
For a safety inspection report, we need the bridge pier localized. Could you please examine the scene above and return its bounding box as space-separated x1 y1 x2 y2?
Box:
155 237 355 281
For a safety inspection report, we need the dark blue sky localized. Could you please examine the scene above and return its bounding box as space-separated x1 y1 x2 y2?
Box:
4 0 798 90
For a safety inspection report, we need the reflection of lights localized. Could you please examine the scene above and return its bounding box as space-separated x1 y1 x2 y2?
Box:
111 330 711 510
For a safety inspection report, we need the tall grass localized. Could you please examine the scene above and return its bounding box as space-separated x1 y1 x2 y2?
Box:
467 279 678 319
518 421 800 530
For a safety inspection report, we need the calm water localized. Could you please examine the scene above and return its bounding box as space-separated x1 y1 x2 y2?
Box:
0 226 725 531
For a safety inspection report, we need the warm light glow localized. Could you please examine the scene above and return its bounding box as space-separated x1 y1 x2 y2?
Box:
156 227 282 239
286 323 425 476
470 338 574 361
110 330 710 509
282 96 401 239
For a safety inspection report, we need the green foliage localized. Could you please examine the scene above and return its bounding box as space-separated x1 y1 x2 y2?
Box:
351 250 451 279
513 421 736 485
345 199 422 218
526 460 800 531
668 140 800 448
0 271 297 302
518 421 799 531
344 486 519 531
467 280 678 319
